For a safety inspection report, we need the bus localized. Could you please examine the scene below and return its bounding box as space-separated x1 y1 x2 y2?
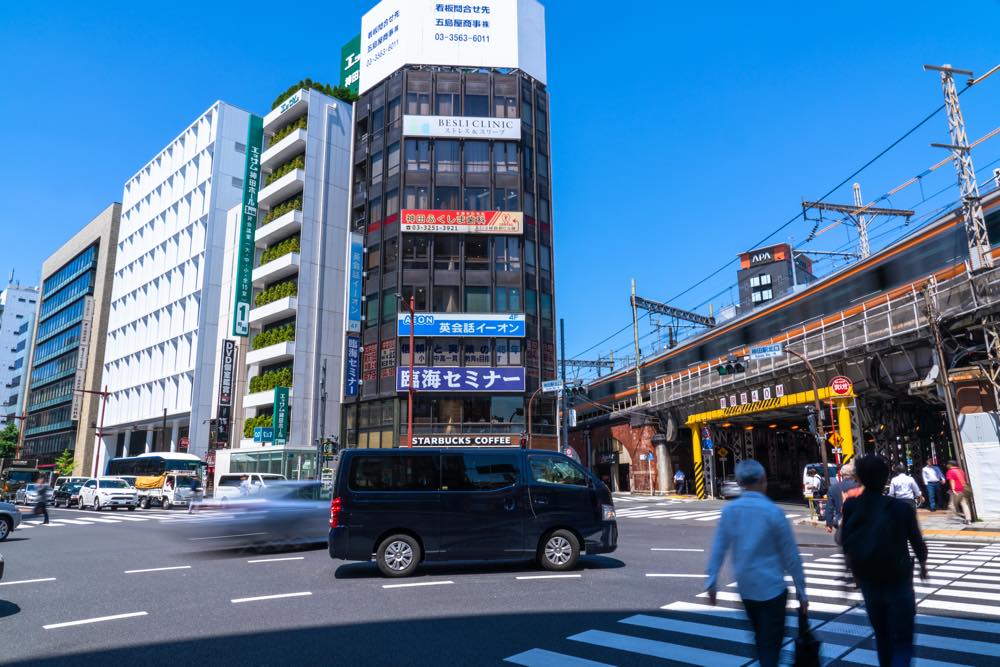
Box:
106 453 205 478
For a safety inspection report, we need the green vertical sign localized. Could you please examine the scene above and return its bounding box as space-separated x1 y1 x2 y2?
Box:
232 114 264 336
273 386 289 445
341 34 361 96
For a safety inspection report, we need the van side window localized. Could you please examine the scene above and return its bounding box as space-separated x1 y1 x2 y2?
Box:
441 453 519 491
528 455 588 487
349 456 440 491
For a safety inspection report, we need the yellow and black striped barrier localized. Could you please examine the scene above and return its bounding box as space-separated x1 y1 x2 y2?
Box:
694 461 706 499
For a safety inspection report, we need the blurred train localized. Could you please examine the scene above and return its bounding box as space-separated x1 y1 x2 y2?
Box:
588 188 1000 404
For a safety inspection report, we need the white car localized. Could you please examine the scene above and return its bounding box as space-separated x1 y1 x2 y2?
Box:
213 473 286 502
79 478 139 511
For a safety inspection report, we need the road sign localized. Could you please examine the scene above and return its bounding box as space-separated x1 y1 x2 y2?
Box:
749 343 784 360
830 375 853 396
542 380 564 393
253 427 274 442
717 447 730 459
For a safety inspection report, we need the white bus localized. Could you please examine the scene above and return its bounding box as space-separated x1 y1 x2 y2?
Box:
106 452 206 478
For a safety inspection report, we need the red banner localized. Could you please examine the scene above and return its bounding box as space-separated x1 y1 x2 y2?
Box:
401 209 523 234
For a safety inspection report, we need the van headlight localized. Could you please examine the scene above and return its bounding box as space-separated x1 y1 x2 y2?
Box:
602 504 616 521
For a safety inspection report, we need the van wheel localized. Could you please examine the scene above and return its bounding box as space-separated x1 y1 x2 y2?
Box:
376 534 421 577
539 530 580 571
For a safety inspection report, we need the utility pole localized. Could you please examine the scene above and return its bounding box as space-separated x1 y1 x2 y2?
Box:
852 183 870 259
630 279 643 406
787 349 831 488
802 193 913 260
560 318 568 453
317 358 327 478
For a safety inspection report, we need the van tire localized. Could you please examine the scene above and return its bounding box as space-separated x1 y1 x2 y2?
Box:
140 497 150 510
538 529 580 571
376 534 421 578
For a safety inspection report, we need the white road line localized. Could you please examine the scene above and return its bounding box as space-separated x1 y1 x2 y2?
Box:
80 517 122 523
504 648 615 667
928 587 1000 602
516 574 582 580
99 515 149 521
247 556 306 564
915 631 1000 658
231 591 312 603
124 566 192 574
569 629 747 666
650 548 704 552
382 580 455 589
51 519 95 525
915 612 1000 634
961 573 1000 582
41 523 65 527
799 553 813 556
919 598 1000 617
696 590 850 613
43 611 148 630
189 532 268 541
0 577 57 587
645 574 708 578
695 514 724 521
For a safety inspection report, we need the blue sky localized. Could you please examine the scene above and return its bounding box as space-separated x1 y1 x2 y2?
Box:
2 1 1000 372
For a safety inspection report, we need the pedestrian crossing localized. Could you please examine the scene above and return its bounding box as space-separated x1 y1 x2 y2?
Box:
505 541 1000 666
614 504 803 525
16 508 235 531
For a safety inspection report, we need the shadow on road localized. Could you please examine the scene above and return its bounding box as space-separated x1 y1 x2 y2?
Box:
334 555 626 579
0 600 20 619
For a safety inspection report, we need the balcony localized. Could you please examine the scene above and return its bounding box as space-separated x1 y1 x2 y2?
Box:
252 252 300 287
264 90 308 133
257 169 304 210
246 341 295 367
255 210 302 248
262 128 307 170
243 386 294 409
249 296 298 327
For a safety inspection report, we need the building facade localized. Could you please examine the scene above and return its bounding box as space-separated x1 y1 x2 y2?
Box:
98 102 251 470
736 243 814 312
20 204 121 471
342 0 557 449
0 280 39 424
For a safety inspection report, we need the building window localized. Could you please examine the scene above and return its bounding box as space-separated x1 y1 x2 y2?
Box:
406 92 430 115
464 187 490 211
435 140 460 174
494 96 517 118
495 237 521 273
524 239 536 271
463 340 491 366
384 237 399 269
431 338 461 366
401 285 427 311
523 145 534 182
750 273 773 305
539 244 551 276
494 187 519 211
370 149 383 185
495 287 522 312
434 236 461 271
382 289 396 322
494 143 518 174
524 191 535 217
464 141 490 174
436 92 460 115
402 236 429 270
404 185 430 209
540 292 552 322
387 96 402 124
405 139 430 172
465 286 490 312
433 286 461 313
385 188 400 220
386 141 400 177
496 339 523 366
465 237 488 271
434 186 460 210
366 244 381 272
465 94 488 117
525 288 537 316
365 294 379 328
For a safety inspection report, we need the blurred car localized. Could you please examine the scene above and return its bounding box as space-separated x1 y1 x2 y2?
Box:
78 478 139 511
213 473 286 502
177 481 330 550
53 482 84 508
14 484 48 506
53 476 89 489
0 501 22 541
0 552 4 579
720 475 743 499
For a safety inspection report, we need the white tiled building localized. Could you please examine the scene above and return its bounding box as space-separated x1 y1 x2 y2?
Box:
0 281 39 424
98 101 251 467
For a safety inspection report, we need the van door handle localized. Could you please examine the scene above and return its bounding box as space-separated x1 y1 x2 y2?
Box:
533 496 549 505
504 498 516 510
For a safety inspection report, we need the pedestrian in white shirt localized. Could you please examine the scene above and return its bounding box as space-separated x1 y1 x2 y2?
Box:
706 460 808 667
888 464 923 509
921 460 944 512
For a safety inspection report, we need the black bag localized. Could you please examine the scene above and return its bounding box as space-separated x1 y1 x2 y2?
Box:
794 607 821 667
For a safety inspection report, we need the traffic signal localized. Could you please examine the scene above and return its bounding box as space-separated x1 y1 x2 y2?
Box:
717 361 745 376
806 410 819 436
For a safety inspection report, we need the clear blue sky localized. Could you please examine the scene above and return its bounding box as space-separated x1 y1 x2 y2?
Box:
3 1 1000 372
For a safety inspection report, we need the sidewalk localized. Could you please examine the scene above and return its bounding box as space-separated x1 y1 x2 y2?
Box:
611 491 701 501
795 506 1000 542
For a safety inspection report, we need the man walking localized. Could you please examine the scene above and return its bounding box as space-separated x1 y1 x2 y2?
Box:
946 461 972 525
706 460 808 667
841 455 928 667
825 462 860 538
888 464 923 510
921 459 943 512
34 476 50 525
673 468 686 495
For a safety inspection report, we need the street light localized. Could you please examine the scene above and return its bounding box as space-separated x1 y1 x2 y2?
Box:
396 293 416 448
76 386 110 477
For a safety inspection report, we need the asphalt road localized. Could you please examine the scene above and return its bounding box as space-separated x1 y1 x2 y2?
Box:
0 498 839 666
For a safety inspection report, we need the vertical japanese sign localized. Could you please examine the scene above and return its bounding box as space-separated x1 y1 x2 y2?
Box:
232 114 264 337
347 233 363 333
70 296 96 421
344 336 360 397
215 339 236 448
272 386 289 446
341 34 361 96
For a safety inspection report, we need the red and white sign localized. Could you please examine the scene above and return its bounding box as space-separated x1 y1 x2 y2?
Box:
179 436 190 450
830 376 853 396
401 209 523 235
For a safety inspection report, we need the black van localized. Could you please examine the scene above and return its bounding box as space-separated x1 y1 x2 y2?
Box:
328 448 618 577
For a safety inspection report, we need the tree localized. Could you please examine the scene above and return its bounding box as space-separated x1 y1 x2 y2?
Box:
0 422 18 458
55 449 75 476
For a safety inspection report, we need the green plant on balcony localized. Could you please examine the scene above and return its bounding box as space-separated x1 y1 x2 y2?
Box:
260 235 300 266
252 323 296 350
271 79 358 110
243 414 274 439
269 116 307 148
249 366 293 394
254 279 298 308
265 154 305 187
261 196 303 226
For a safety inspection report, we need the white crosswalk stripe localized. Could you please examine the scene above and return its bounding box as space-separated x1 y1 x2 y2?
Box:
505 541 1000 666
14 509 235 533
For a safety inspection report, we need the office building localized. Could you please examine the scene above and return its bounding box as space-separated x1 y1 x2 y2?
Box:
737 243 815 312
0 280 39 424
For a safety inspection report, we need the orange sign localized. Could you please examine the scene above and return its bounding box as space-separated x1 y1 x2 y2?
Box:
401 209 523 234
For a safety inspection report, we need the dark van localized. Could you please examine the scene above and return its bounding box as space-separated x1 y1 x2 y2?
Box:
328 448 618 577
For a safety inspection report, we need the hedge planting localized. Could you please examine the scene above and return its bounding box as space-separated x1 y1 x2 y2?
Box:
243 414 274 439
271 79 358 110
265 154 305 186
254 279 297 308
261 196 302 226
270 115 307 147
249 366 293 394
252 323 295 350
260 235 300 266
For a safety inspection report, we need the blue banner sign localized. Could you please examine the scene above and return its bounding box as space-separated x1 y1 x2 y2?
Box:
347 233 363 333
253 427 275 443
397 366 525 392
344 335 360 398
397 313 525 338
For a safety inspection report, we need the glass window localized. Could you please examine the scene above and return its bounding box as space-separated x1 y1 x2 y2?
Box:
494 143 518 174
404 185 430 209
431 337 461 365
369 195 382 225
496 339 522 366
523 192 535 217
441 453 520 491
540 292 552 321
434 236 461 271
537 153 549 181
382 289 396 322
521 99 533 125
750 276 761 288
494 96 517 118
759 273 772 285
371 106 385 132
535 106 547 132
39 272 93 320
405 139 430 172
465 94 489 117
464 141 490 173
402 236 429 270
366 245 381 272
538 198 550 224
436 93 460 115
43 245 96 297
434 186 460 210
464 186 490 211
539 245 551 273
349 455 440 491
406 92 430 115
529 455 587 486
387 96 402 124
435 141 460 174
465 286 490 312
522 145 534 182
495 287 522 312
400 337 428 366
495 237 521 272
370 149 383 185
433 286 461 312
525 288 537 316
491 396 524 423
494 187 519 211
384 237 399 268
463 341 491 366
365 294 379 328
386 142 400 176
385 188 400 219
465 237 488 270
401 285 427 311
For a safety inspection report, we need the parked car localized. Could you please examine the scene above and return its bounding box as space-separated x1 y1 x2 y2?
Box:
14 484 48 506
213 473 286 502
54 476 89 490
328 448 618 577
720 475 743 499
78 478 138 511
53 482 84 508
0 501 22 541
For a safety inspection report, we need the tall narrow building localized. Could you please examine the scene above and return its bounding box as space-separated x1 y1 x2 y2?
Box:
341 0 557 449
0 280 39 425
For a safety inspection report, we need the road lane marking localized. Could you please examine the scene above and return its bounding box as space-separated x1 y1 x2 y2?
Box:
231 592 312 603
645 574 708 578
82 518 122 523
125 566 192 574
504 648 616 666
51 519 95 525
247 556 306 563
0 577 57 587
382 580 455 589
44 611 148 630
189 532 268 541
516 574 582 580
650 548 704 552
569 629 746 666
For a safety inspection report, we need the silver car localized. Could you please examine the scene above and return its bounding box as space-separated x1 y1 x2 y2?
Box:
14 484 46 506
0 501 23 541
720 475 743 500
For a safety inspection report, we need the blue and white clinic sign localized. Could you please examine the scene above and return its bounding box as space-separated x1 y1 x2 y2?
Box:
344 335 360 397
253 427 275 443
397 313 525 338
397 366 525 392
347 233 363 333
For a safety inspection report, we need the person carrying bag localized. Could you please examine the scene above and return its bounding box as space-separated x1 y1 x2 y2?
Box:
794 606 821 667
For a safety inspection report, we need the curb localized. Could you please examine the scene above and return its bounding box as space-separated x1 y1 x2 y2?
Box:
795 518 1000 542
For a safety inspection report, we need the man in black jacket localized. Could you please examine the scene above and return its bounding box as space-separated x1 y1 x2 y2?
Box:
825 462 860 538
841 455 928 667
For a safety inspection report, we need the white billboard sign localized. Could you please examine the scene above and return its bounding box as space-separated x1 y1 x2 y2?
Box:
403 115 521 139
360 0 547 94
